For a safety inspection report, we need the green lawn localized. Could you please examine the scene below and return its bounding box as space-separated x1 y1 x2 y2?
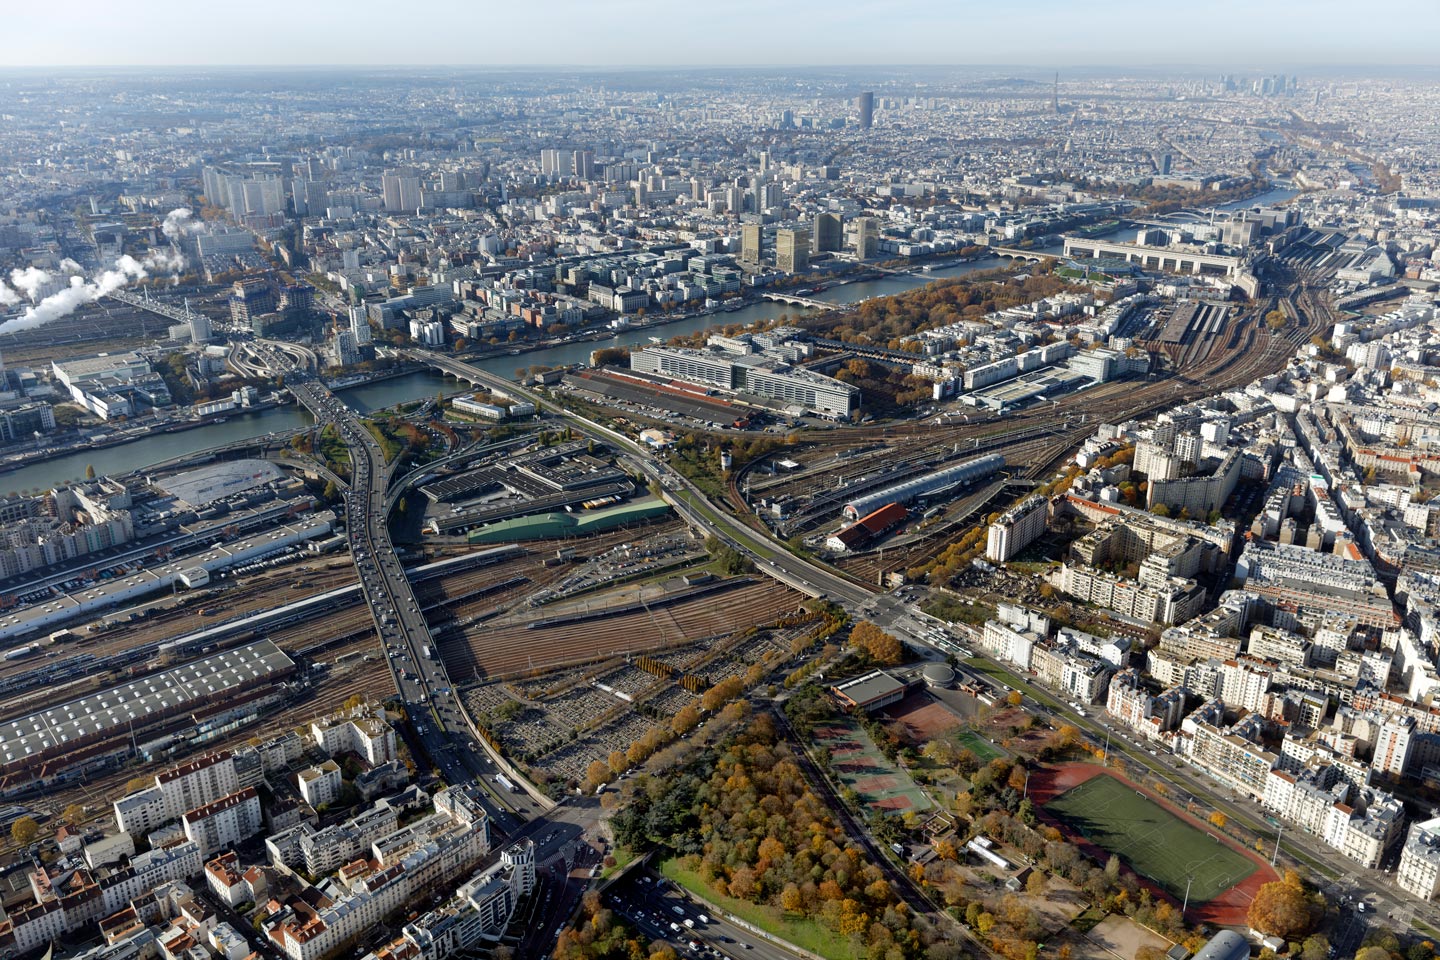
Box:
1044 774 1256 903
955 728 1004 762
659 857 861 960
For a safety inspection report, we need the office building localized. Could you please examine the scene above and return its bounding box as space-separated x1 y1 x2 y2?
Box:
854 217 880 259
857 91 875 129
349 305 373 346
776 228 810 274
814 212 843 253
229 277 275 326
741 223 763 264
382 171 423 213
572 150 595 179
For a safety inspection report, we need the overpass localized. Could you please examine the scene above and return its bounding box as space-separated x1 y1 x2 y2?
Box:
290 378 543 819
407 349 878 608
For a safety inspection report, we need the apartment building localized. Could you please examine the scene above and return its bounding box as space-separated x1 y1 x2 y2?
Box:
1190 720 1279 800
114 751 240 836
1399 818 1440 900
182 788 263 858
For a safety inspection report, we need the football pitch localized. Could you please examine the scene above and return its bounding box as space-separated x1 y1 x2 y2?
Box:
1043 774 1257 903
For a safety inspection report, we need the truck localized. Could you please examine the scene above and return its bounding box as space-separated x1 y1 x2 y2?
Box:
670 905 685 917
422 644 432 659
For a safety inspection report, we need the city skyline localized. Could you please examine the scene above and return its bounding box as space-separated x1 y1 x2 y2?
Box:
7 0 1439 69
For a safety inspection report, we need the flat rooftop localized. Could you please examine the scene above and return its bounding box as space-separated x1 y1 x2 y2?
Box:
0 639 294 770
158 459 286 508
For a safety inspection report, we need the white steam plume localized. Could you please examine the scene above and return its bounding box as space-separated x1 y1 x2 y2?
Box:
0 282 20 308
0 251 186 333
161 207 196 242
9 267 53 301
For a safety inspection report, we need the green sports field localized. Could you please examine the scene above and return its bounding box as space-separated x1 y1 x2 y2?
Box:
1043 774 1257 903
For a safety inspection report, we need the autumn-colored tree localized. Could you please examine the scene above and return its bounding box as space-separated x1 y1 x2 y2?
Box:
701 677 745 712
1209 811 1227 829
1007 690 1024 706
849 621 904 665
1026 870 1046 896
62 804 86 825
780 883 803 913
9 816 38 846
671 704 701 736
1354 949 1391 960
583 760 610 793
1248 871 1315 939
608 751 627 777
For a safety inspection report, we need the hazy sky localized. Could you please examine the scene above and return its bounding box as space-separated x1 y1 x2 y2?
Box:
8 0 1438 68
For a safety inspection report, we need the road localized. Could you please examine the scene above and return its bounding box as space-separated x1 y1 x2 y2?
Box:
288 380 530 829
605 871 804 960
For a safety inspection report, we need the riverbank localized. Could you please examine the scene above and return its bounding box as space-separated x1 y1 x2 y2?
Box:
0 398 287 483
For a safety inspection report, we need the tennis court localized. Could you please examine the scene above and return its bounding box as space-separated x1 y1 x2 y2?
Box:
813 719 932 814
1044 773 1256 903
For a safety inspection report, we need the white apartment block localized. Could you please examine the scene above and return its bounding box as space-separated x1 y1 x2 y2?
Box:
1190 720 1279 800
1400 818 1440 900
298 761 343 809
986 495 1048 563
980 619 1040 671
182 787 263 858
114 751 240 835
1061 654 1113 704
1217 659 1272 714
310 715 397 767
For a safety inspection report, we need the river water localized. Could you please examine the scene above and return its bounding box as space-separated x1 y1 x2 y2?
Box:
6 256 1028 491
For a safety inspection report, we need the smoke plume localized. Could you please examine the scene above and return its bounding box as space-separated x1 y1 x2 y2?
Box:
0 282 19 308
161 207 197 242
0 250 187 333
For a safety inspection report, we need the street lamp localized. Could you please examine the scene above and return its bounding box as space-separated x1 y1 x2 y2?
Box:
1272 822 1284 866
1182 875 1194 915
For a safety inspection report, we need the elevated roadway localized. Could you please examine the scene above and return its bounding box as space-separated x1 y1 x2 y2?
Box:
407 349 878 608
289 379 545 825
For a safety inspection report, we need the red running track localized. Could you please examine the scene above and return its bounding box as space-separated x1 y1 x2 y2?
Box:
1028 762 1279 927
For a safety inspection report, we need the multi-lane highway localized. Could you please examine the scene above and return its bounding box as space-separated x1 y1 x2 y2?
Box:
289 380 533 828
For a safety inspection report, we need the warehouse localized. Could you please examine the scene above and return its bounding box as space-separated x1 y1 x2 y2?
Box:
0 639 296 778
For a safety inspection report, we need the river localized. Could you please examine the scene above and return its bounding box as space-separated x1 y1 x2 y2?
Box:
9 256 1027 491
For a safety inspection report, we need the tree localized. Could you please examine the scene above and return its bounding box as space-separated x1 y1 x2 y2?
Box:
62 804 86 825
1104 854 1120 881
1026 870 1047 896
1209 811 1227 829
671 705 701 736
85 464 96 480
1300 936 1330 960
1355 950 1392 960
780 883 803 914
322 480 340 502
1007 690 1023 706
850 621 904 665
10 816 38 846
1248 872 1315 939
1150 503 1171 517
1266 309 1288 330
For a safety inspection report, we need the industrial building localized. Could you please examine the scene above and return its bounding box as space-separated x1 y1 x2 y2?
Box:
842 454 1005 520
831 670 907 713
630 346 858 418
0 639 296 780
